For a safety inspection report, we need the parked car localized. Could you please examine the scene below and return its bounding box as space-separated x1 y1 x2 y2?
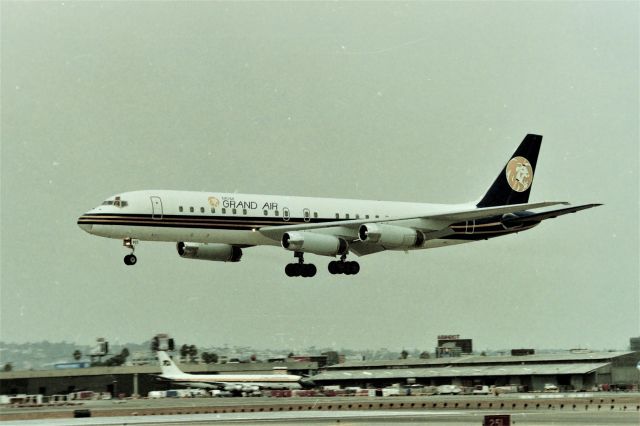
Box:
472 385 490 395
543 384 559 393
436 385 461 395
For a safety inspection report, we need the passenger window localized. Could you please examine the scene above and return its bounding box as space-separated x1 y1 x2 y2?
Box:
243 209 247 215
314 212 318 218
366 215 369 219
232 208 237 214
335 213 339 219
346 214 350 219
222 208 226 214
356 214 360 219
211 208 215 213
263 210 268 216
274 210 279 216
190 207 194 213
179 206 183 212
200 207 205 213
375 215 379 219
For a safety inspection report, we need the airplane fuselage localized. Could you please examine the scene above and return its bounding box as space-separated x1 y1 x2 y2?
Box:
78 190 533 248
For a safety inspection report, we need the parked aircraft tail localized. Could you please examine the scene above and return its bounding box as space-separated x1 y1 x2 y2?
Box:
157 351 184 376
476 134 542 208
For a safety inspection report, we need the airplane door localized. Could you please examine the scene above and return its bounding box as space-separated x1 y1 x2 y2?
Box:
303 208 311 222
151 196 163 220
283 207 290 222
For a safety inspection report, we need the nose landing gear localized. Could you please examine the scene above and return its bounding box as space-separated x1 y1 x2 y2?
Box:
123 238 138 266
285 252 317 277
328 254 360 275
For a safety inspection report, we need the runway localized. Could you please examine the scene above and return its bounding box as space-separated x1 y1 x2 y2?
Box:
2 394 638 425
1 409 638 426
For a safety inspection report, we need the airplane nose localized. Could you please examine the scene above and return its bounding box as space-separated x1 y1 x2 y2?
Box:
78 223 93 233
77 216 93 233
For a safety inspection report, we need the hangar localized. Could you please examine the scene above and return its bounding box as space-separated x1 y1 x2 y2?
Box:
311 351 640 392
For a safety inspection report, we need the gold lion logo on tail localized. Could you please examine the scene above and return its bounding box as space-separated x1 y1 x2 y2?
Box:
505 156 533 192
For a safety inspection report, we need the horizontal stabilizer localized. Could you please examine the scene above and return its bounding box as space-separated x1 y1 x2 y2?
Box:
502 203 602 224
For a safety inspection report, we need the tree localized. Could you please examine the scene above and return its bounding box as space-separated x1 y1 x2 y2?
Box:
400 349 409 359
96 348 131 367
419 351 430 359
188 345 198 363
201 352 218 364
73 350 82 361
3 363 12 372
180 344 189 362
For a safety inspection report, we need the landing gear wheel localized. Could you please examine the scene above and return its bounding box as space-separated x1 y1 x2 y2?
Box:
285 252 316 277
124 254 137 266
285 263 297 277
328 260 359 275
346 261 360 275
301 264 316 278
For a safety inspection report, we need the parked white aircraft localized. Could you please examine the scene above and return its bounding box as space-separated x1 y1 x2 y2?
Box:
155 351 303 392
78 134 600 277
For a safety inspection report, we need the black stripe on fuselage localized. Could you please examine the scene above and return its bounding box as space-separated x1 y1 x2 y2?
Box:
77 213 340 230
78 213 540 241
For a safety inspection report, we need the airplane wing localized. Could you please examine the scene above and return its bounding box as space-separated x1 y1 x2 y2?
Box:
258 201 568 242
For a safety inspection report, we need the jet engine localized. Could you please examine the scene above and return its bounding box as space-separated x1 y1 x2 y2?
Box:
176 242 242 262
281 232 348 256
358 223 425 249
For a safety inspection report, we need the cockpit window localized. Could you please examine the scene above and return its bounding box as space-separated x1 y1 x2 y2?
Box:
101 196 128 207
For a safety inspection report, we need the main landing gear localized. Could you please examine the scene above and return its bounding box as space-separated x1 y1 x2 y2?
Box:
285 252 317 277
123 238 138 266
328 255 360 275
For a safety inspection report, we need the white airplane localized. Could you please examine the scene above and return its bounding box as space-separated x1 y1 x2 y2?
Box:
78 134 600 277
155 351 303 392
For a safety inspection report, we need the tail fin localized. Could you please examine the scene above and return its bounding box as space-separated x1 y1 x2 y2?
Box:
476 134 542 207
157 351 184 376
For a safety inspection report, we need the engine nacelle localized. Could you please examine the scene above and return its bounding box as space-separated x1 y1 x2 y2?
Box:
358 223 425 249
177 242 242 262
281 231 348 257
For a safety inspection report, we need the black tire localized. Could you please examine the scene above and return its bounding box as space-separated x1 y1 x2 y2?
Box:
285 263 297 277
328 261 338 274
306 264 317 277
124 254 137 266
350 261 360 275
334 261 345 275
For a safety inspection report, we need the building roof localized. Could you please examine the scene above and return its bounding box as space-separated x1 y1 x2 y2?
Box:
327 351 633 370
312 362 611 382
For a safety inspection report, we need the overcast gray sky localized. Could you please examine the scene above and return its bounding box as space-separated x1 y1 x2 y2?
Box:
1 1 638 354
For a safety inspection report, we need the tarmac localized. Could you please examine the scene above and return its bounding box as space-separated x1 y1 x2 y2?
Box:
1 393 639 425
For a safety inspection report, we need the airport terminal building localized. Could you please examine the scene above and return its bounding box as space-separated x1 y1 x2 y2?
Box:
1 351 638 396
310 351 640 392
